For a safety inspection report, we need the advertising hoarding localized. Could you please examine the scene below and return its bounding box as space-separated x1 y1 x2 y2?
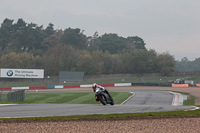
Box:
0 69 44 78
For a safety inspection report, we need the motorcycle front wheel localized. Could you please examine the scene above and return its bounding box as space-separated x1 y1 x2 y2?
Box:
98 94 107 105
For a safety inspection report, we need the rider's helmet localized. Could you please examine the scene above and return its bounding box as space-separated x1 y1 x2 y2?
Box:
92 83 97 90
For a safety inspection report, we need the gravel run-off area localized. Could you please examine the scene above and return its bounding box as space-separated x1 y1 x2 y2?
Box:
1 86 200 133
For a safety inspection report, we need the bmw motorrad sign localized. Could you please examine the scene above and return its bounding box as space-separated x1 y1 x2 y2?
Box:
0 69 44 78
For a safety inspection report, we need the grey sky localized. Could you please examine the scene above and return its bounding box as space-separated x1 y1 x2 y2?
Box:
1 0 199 61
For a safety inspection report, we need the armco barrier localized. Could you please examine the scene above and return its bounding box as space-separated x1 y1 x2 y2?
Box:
0 82 193 91
12 87 29 90
0 83 123 91
0 87 11 91
55 85 64 89
80 84 92 88
46 86 55 89
132 83 171 87
29 86 46 89
63 85 80 88
114 83 132 87
100 84 114 87
132 83 158 86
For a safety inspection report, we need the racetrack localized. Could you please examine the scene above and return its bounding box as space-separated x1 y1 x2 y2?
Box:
0 89 196 118
51 86 200 105
1 86 200 133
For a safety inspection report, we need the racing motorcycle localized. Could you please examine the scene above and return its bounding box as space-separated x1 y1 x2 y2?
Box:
95 87 114 105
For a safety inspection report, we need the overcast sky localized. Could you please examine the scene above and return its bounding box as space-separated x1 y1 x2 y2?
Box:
0 0 199 61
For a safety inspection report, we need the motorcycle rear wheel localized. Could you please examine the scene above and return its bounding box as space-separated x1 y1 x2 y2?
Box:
106 92 114 105
109 96 114 105
110 100 114 105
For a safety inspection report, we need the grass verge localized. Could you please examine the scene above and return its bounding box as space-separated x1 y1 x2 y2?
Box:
171 91 195 105
24 92 132 104
0 109 200 122
0 90 198 122
0 92 133 104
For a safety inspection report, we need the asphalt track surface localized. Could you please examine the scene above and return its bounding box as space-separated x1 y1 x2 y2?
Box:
0 90 196 118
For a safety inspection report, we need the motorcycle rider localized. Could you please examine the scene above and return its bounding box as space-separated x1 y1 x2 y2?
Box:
92 83 109 101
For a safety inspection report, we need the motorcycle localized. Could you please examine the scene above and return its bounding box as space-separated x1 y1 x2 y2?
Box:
95 87 114 105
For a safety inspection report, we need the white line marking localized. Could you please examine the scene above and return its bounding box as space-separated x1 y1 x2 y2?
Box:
121 92 135 105
186 106 200 111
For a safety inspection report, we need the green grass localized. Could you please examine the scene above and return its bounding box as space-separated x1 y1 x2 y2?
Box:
24 92 132 104
182 92 195 106
0 92 133 104
171 91 195 106
184 95 195 105
1 75 200 87
0 91 199 122
0 91 195 106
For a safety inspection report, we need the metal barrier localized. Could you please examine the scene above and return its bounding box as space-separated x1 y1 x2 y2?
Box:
131 83 171 86
7 90 25 102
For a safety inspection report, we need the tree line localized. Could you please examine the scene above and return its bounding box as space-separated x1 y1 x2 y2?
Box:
0 18 175 76
176 57 200 72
